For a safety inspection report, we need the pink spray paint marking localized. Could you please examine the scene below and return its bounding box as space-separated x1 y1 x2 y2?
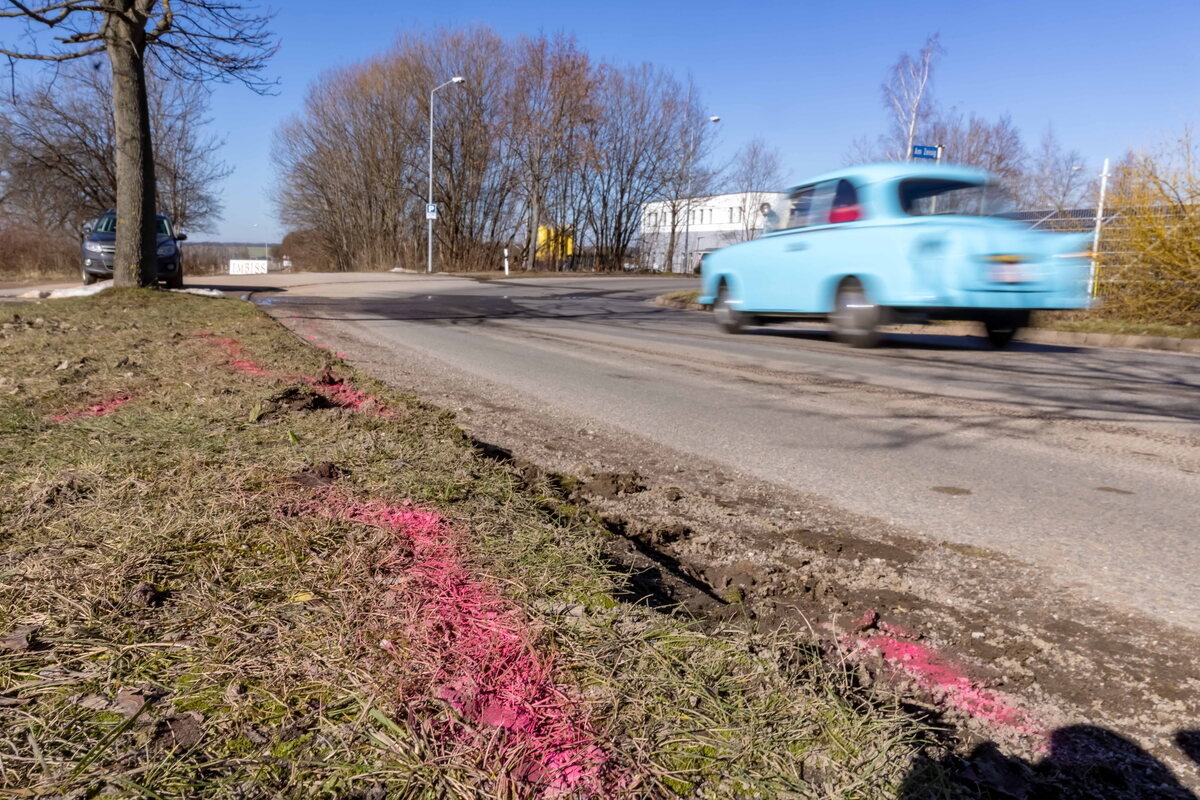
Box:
196 332 271 376
306 368 391 417
297 496 617 795
846 610 1044 742
198 333 391 416
51 393 134 423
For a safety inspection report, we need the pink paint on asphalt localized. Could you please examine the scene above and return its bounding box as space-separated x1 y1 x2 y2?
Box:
848 615 1044 741
51 394 134 422
299 495 617 795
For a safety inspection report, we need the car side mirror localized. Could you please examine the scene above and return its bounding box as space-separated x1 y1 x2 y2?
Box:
175 233 187 242
82 222 94 235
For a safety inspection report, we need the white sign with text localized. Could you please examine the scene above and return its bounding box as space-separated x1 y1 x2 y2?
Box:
229 259 269 275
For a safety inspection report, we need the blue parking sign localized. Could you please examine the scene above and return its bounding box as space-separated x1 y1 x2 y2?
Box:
425 203 438 220
912 144 940 160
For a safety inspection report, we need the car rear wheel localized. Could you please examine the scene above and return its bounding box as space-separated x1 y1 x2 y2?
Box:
831 277 881 347
983 312 1027 348
81 268 98 286
713 284 745 334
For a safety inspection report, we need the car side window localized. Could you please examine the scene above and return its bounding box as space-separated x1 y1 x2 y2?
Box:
785 186 816 229
828 179 863 223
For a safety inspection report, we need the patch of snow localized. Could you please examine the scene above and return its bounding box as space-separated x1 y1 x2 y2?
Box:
46 280 113 299
171 287 227 298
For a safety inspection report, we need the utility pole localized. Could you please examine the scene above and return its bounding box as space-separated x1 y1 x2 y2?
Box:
681 115 720 274
1089 157 1111 298
428 76 465 274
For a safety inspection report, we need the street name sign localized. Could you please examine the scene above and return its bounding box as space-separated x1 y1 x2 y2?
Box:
912 144 940 160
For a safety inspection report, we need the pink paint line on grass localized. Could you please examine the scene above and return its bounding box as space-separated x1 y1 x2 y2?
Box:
198 333 391 416
847 613 1044 741
298 495 617 795
196 332 271 376
51 393 135 422
305 368 391 416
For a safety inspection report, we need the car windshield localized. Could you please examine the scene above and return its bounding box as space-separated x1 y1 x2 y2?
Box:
898 179 1015 217
93 215 172 236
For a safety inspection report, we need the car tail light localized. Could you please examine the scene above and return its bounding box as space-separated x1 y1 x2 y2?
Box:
829 205 862 224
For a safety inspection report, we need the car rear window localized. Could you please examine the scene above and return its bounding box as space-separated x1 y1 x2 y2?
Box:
898 179 1013 217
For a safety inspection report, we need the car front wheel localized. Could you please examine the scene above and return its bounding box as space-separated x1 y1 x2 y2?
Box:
713 285 745 334
831 278 881 347
165 264 184 290
81 267 98 286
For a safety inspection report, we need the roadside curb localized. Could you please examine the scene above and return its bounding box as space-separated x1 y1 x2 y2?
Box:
651 296 1200 354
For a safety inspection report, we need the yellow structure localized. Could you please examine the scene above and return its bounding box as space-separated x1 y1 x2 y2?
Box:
536 226 574 259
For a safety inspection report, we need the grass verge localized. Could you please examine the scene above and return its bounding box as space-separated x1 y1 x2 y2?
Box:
0 290 945 798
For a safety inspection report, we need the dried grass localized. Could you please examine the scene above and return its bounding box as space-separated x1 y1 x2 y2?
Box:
0 289 948 797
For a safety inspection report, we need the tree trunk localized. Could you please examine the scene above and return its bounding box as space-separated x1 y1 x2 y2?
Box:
105 9 157 288
525 192 539 272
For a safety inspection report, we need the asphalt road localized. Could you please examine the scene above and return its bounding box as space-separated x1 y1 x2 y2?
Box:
206 272 1200 631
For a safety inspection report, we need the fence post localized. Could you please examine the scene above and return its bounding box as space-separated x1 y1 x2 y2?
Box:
1090 157 1110 298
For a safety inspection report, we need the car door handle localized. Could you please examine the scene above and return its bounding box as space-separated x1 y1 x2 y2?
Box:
786 242 808 251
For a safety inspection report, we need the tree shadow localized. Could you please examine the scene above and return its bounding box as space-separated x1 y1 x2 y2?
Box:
901 725 1198 799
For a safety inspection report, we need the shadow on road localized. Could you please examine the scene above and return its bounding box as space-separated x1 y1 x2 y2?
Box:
902 725 1199 799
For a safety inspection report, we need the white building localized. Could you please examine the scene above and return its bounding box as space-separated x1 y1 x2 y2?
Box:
640 190 788 273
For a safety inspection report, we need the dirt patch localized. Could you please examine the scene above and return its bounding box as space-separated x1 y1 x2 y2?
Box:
290 461 345 487
582 471 645 499
786 527 921 564
260 385 336 418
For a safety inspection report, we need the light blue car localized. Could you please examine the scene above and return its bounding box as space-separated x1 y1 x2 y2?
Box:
698 163 1093 347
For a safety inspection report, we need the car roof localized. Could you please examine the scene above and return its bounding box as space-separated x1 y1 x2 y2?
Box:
788 162 993 191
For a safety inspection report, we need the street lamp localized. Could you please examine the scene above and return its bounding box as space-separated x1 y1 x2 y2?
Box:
681 115 720 273
428 76 465 274
251 222 268 269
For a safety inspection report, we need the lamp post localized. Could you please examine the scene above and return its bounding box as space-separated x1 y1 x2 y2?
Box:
428 76 465 274
252 223 267 269
680 115 720 273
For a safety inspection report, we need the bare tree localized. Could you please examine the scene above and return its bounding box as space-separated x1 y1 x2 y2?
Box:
722 137 784 243
274 29 705 275
881 34 943 161
930 111 1028 197
0 62 230 234
1025 127 1092 211
0 1 275 286
506 34 594 271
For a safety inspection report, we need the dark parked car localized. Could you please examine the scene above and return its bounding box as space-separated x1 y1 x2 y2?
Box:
81 211 187 288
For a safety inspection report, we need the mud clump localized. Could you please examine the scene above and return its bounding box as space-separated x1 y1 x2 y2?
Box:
583 471 645 499
29 470 96 508
291 461 345 487
260 386 335 419
787 528 919 565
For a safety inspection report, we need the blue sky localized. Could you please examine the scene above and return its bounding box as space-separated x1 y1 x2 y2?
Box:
205 0 1199 242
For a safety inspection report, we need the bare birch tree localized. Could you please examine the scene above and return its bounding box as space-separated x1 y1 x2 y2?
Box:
882 34 943 161
0 1 274 286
